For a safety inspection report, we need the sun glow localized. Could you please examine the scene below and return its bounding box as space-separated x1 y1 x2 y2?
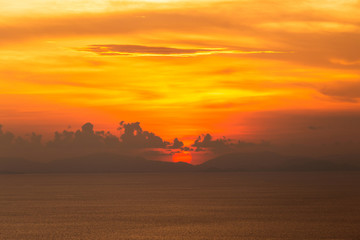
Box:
1 0 360 149
172 152 192 164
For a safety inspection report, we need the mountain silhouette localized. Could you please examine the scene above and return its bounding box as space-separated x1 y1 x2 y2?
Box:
0 153 194 174
197 151 288 171
1 151 359 173
197 151 360 172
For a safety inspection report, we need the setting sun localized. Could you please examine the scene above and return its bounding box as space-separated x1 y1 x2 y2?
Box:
172 152 192 164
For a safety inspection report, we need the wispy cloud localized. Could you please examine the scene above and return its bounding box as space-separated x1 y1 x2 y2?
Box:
318 81 360 103
79 44 286 57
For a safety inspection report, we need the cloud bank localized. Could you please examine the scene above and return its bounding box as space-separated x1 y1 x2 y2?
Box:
0 121 271 162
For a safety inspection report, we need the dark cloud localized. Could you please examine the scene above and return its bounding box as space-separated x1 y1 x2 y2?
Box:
53 120 166 150
13 132 43 149
182 146 193 152
0 125 43 156
191 133 271 154
192 134 231 152
0 125 15 147
1 122 271 162
73 122 105 148
1 112 360 164
47 130 75 148
47 121 167 150
168 138 184 149
0 122 173 160
47 122 120 149
1 126 43 148
118 121 167 148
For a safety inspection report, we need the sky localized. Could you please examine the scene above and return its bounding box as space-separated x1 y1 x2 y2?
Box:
1 0 360 163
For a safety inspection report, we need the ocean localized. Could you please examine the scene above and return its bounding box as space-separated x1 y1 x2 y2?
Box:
1 172 359 239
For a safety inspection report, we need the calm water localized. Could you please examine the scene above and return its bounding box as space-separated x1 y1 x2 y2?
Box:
1 172 360 240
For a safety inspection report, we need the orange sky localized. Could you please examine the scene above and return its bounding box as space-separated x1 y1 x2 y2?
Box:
1 0 360 148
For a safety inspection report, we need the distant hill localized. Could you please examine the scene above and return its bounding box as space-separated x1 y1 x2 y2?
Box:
0 153 194 174
197 151 288 171
1 151 359 173
197 151 360 172
0 157 47 174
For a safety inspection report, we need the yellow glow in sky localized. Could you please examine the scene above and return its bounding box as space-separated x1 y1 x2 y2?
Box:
0 0 360 145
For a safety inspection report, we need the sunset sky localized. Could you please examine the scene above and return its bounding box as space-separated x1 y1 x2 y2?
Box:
1 0 360 161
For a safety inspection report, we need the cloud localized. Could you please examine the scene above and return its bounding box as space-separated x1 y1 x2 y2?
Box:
0 122 176 161
1 114 360 166
192 134 231 152
74 122 105 147
0 125 43 153
0 1 358 68
0 125 15 147
0 10 242 45
329 58 360 66
0 122 272 161
257 21 359 33
182 146 193 152
4 2 356 70
81 44 219 56
46 121 168 150
318 81 360 102
79 44 283 57
47 122 119 149
168 138 184 149
47 130 75 148
191 133 271 154
118 121 167 148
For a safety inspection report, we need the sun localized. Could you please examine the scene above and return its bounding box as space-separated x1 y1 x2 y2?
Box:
172 152 192 164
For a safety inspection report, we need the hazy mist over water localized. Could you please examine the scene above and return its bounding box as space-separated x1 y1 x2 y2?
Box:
1 172 360 240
